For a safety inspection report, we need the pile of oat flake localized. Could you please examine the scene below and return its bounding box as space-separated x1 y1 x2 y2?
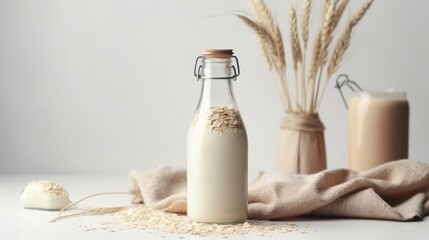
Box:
75 205 307 238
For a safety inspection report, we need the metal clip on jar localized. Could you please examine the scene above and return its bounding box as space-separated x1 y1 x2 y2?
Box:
187 49 248 223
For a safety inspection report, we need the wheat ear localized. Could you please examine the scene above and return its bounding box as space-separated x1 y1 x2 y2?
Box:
236 15 278 68
87 207 126 215
301 0 311 111
289 2 303 112
246 0 292 111
309 32 322 81
248 0 286 73
290 3 302 72
310 0 338 112
328 0 374 78
307 31 321 112
317 0 374 111
273 25 287 74
237 15 291 111
319 0 337 67
323 0 330 16
50 192 130 222
327 25 352 78
237 15 275 70
248 0 275 32
331 0 350 30
301 0 311 49
350 0 374 27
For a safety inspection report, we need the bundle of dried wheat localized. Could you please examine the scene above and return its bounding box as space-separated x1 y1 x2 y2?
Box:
237 0 374 113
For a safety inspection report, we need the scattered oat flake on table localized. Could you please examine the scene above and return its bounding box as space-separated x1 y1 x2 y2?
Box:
74 205 306 237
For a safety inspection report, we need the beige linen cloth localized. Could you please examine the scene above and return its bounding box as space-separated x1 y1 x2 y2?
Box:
129 160 429 221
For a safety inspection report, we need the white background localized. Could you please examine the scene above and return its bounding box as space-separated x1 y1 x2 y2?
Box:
1 0 428 178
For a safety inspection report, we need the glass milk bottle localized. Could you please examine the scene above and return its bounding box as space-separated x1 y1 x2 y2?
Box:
187 49 248 223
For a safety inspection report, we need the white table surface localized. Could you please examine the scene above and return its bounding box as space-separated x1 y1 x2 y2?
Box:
1 174 428 240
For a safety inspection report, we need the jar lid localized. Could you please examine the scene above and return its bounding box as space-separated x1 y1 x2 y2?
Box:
202 49 234 59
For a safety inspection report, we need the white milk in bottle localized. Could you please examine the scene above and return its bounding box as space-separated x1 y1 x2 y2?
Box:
187 49 248 223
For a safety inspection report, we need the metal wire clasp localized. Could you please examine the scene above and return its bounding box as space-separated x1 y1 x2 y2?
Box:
193 56 240 81
335 74 363 110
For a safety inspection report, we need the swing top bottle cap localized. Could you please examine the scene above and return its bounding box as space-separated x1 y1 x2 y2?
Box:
202 49 234 59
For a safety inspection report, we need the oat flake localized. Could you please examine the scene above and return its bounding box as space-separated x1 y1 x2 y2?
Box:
193 106 243 135
74 205 306 237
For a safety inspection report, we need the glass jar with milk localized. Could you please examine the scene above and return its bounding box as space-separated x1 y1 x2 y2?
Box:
348 90 409 171
187 49 248 223
336 75 410 171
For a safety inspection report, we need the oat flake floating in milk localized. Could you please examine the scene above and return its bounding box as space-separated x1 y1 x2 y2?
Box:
187 49 248 223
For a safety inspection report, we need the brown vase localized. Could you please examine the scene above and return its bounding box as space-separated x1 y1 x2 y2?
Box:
277 113 327 174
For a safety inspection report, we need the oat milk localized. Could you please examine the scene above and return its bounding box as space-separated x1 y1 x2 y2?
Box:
187 106 248 223
348 91 409 171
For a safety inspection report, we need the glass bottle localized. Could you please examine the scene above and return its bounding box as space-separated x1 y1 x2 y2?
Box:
187 49 248 223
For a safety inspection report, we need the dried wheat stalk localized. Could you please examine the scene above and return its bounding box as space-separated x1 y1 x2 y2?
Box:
311 0 339 112
331 0 350 30
350 0 374 27
290 3 302 72
237 0 373 113
316 0 374 111
290 2 303 111
323 0 330 15
237 15 277 70
301 0 311 49
300 0 312 111
274 25 287 74
236 14 292 111
249 0 275 32
327 25 352 78
249 0 286 73
309 32 322 82
308 30 322 111
327 0 374 79
87 207 126 215
319 0 337 67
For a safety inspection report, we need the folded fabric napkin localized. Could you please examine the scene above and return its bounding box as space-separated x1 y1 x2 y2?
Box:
129 160 429 221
